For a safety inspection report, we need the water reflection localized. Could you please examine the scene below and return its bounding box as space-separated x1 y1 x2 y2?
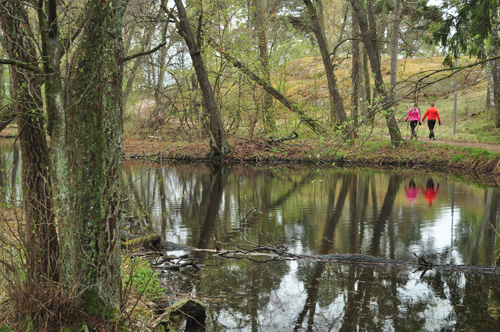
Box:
122 162 500 331
1 139 499 331
0 138 21 205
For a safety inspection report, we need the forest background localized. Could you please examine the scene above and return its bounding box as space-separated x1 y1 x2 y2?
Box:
0 0 500 330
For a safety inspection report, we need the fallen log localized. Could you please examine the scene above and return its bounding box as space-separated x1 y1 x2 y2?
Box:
122 233 162 251
191 247 500 277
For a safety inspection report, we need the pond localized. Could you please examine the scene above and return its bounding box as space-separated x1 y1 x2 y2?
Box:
1 138 499 331
122 161 500 331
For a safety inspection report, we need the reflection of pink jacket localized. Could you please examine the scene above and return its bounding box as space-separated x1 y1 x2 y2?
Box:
405 187 418 203
406 107 421 122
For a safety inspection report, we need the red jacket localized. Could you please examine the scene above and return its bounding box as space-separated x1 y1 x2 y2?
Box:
423 106 441 122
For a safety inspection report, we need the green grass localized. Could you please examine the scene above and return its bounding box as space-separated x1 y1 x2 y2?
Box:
121 257 167 301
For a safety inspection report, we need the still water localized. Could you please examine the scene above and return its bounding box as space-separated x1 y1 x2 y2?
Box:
1 138 499 331
123 162 500 331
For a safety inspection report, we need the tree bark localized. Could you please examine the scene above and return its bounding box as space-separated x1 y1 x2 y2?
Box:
351 7 360 126
490 11 500 128
389 0 402 106
0 0 60 311
304 0 348 127
350 0 403 147
254 0 276 133
66 0 126 311
174 0 230 159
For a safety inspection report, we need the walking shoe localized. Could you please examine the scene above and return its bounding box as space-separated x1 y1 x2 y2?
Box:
433 137 436 141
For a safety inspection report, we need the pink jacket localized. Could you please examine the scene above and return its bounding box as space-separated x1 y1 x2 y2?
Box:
406 107 421 122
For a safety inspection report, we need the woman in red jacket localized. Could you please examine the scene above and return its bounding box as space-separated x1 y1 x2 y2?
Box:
422 102 441 141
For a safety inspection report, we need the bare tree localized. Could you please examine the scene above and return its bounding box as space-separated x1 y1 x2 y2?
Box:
350 0 403 147
165 0 231 159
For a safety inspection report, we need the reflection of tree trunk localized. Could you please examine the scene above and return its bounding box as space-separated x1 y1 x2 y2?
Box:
370 175 378 216
320 176 349 252
250 268 259 332
247 173 317 223
156 169 168 238
124 167 143 218
472 188 500 265
293 262 324 332
294 176 349 331
358 175 370 249
369 174 401 256
196 166 228 249
349 173 359 252
0 108 15 133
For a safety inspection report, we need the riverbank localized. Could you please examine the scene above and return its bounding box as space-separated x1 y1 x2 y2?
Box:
123 135 500 185
2 123 499 183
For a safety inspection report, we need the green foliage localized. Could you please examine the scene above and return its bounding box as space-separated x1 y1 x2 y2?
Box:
0 324 14 332
122 257 166 301
450 154 466 162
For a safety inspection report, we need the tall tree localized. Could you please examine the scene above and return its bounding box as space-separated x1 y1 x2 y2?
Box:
64 0 126 311
254 0 276 133
167 0 231 159
350 0 403 147
351 6 360 126
0 0 60 321
389 0 402 106
303 0 348 127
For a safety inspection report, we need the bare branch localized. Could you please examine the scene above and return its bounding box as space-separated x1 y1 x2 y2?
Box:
0 58 42 73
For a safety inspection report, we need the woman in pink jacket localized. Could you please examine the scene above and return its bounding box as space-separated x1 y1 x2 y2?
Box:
405 104 421 139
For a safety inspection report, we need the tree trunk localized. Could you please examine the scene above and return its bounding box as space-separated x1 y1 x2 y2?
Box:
350 0 403 147
304 0 348 127
0 0 60 314
485 62 494 111
66 0 125 311
362 48 371 107
123 26 153 109
389 0 402 106
358 47 368 117
491 57 500 127
351 7 360 126
174 0 230 159
254 0 276 133
490 14 500 128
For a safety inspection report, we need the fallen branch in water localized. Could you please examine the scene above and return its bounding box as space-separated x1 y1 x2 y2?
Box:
191 246 500 277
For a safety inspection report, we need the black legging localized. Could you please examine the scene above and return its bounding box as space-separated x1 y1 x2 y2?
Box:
410 120 418 138
427 120 436 139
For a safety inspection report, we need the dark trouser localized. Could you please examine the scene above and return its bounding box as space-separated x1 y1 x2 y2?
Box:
410 120 418 138
427 120 436 139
